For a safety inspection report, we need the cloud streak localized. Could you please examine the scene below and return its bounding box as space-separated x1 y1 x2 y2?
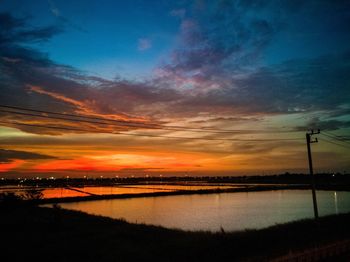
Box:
0 149 56 163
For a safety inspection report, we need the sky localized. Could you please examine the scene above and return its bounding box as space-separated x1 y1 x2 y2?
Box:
0 0 349 178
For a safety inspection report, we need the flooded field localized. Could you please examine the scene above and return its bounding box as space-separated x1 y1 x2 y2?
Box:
0 183 240 199
56 190 350 232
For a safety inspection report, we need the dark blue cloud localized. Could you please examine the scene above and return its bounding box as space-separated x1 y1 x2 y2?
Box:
174 52 350 115
0 12 62 44
0 148 56 163
152 0 350 122
296 118 350 132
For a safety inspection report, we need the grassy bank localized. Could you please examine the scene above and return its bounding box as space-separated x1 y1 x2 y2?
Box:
1 204 350 262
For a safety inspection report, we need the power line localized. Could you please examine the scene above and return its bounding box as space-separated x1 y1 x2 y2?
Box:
321 137 350 150
322 133 350 146
0 109 158 131
0 120 304 142
0 104 297 134
321 132 350 145
323 130 350 139
0 109 282 134
1 108 228 133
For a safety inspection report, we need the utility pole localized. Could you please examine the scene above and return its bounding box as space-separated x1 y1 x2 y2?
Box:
306 129 320 219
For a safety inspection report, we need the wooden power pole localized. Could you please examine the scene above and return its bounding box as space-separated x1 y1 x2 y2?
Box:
306 129 320 219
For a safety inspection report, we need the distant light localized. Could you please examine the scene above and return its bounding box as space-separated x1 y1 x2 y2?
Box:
66 176 70 179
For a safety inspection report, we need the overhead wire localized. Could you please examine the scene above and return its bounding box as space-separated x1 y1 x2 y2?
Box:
1 105 349 152
0 120 304 142
321 131 350 145
0 109 287 134
320 136 350 150
0 104 298 134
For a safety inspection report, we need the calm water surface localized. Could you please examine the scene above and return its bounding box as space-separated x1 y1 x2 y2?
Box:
0 186 174 198
57 190 350 232
119 184 239 190
1 184 239 198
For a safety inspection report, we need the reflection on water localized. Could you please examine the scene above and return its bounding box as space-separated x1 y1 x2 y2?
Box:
43 188 89 198
0 184 240 199
57 190 350 232
41 186 174 198
0 186 175 199
0 187 89 198
77 186 173 196
334 192 338 214
122 184 239 191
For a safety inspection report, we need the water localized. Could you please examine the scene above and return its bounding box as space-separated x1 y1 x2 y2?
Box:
0 186 174 198
116 184 239 190
56 190 350 232
1 184 240 199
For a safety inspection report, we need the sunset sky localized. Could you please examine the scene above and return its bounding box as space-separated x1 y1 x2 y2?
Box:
0 0 349 178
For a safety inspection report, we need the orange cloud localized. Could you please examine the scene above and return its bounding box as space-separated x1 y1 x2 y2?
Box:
31 151 206 173
27 84 147 122
0 160 25 172
33 158 127 172
28 85 85 108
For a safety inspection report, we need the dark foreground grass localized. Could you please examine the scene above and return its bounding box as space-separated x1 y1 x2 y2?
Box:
1 205 350 262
